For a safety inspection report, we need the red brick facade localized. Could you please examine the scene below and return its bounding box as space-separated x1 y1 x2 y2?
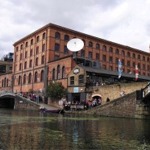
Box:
1 23 149 93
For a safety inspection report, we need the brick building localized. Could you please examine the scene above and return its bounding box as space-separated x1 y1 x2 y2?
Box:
10 23 150 102
0 53 13 91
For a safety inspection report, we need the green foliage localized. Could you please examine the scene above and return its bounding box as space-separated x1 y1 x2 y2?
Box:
46 81 67 101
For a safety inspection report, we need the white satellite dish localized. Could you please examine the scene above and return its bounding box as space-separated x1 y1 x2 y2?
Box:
67 38 84 52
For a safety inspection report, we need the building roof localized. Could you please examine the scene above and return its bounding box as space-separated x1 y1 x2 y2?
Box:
79 65 150 81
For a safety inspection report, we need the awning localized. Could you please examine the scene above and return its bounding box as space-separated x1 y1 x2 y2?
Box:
92 94 102 98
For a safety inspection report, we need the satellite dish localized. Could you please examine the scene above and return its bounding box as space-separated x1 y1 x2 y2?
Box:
67 38 84 52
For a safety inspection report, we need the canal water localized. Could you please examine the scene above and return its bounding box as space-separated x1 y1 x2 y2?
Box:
0 109 150 150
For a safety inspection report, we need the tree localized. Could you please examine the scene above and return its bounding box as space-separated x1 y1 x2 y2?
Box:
46 81 67 102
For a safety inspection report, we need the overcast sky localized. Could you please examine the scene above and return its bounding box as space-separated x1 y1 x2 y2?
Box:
1 0 150 58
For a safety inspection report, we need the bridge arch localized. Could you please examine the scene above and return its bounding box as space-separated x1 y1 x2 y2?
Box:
0 93 16 109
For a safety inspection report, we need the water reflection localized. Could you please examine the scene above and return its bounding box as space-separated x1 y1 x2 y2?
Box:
0 109 150 150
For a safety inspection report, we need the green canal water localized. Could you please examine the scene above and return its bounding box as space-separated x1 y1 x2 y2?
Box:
0 109 150 150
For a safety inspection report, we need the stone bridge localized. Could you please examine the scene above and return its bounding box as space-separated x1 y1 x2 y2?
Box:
0 92 40 110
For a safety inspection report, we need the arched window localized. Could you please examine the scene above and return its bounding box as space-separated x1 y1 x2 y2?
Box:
42 32 46 39
40 70 44 82
54 43 60 51
30 39 33 45
102 45 107 51
127 52 130 57
34 72 38 82
36 36 40 42
96 43 100 49
64 34 69 41
55 32 60 39
35 57 38 66
23 74 26 84
57 65 60 79
18 76 22 85
52 68 55 80
89 41 93 47
64 45 68 54
62 66 65 78
115 49 119 55
30 49 33 56
109 47 113 53
28 73 32 84
29 59 32 68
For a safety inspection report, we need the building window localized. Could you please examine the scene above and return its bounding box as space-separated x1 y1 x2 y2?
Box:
52 68 55 80
132 53 135 58
88 52 92 59
102 55 106 62
57 65 60 79
24 61 27 69
29 59 32 68
41 55 45 64
25 51 27 58
40 70 44 82
138 54 141 60
96 53 100 60
64 35 69 41
109 56 113 63
133 62 135 67
18 76 22 85
34 72 38 83
42 44 45 52
143 56 145 61
16 46 18 52
54 55 59 60
28 73 32 84
25 42 28 47
36 36 40 42
55 32 60 39
121 50 125 56
23 74 26 84
127 61 130 67
115 49 119 55
19 63 22 71
109 47 113 53
64 45 68 54
20 53 22 60
78 75 84 84
127 52 130 57
62 66 65 78
42 32 46 39
102 45 107 51
35 57 38 66
20 44 23 50
96 43 100 49
138 63 141 69
30 49 33 56
81 50 85 57
89 41 93 47
54 43 60 51
36 46 39 54
31 39 33 45
70 76 74 85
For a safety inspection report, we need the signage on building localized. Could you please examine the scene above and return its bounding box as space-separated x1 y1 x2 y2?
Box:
73 68 80 74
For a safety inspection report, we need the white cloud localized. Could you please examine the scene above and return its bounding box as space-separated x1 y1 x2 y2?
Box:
0 0 150 58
